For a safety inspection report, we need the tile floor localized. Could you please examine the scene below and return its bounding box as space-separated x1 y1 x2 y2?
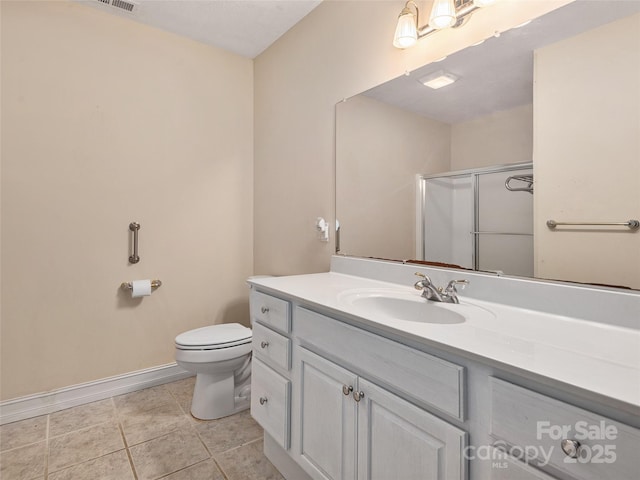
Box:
0 377 284 480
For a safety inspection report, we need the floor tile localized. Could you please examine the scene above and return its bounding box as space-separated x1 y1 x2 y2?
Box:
47 450 135 480
0 416 47 452
165 376 195 414
0 440 46 480
0 379 282 480
215 439 283 480
114 385 176 417
48 421 124 473
129 427 209 480
164 376 195 398
49 399 115 437
159 459 225 480
120 401 190 446
194 409 262 454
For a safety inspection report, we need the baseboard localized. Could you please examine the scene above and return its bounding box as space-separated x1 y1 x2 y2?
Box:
0 363 192 425
263 432 312 480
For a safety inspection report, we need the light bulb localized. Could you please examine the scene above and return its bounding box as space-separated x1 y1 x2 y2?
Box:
429 0 456 30
393 8 418 48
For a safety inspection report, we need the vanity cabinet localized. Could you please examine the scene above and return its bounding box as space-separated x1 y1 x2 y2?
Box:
250 290 293 450
293 309 467 480
249 285 640 480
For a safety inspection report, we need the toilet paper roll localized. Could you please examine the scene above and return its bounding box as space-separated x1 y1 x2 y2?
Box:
131 279 152 298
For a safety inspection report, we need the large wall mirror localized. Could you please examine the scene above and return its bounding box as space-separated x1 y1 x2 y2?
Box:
336 0 640 290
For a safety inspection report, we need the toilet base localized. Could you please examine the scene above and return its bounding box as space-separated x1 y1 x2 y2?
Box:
190 373 250 420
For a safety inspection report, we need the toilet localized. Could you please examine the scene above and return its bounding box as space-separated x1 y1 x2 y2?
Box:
175 323 252 420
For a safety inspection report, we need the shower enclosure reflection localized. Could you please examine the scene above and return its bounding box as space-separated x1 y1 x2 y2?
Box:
418 164 533 277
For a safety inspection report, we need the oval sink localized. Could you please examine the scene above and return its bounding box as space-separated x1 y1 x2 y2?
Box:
338 288 471 324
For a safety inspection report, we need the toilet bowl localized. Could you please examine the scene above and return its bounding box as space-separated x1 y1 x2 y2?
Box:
175 323 252 420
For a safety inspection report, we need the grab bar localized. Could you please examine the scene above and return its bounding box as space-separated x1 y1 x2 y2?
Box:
129 222 140 264
546 219 639 230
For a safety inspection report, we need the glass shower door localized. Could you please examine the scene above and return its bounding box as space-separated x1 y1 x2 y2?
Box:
475 168 533 276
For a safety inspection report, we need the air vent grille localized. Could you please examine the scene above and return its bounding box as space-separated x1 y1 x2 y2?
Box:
112 0 135 12
94 0 138 14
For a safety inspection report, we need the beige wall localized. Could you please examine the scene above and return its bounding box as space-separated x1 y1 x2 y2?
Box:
335 94 531 260
451 104 533 170
534 13 640 289
0 0 575 401
254 0 570 275
336 95 450 259
1 1 253 400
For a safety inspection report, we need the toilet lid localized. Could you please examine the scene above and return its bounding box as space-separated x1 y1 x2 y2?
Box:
175 323 252 348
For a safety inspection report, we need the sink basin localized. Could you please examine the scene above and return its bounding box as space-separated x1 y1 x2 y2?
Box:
338 288 470 324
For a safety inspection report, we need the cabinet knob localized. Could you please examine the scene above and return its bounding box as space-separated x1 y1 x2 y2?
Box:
261 306 269 314
353 391 365 402
259 396 268 405
560 439 581 458
260 341 269 349
342 385 353 396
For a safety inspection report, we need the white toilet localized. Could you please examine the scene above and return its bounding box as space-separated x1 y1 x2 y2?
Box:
175 323 252 420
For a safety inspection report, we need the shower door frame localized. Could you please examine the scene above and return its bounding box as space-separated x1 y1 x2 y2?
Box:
415 162 533 270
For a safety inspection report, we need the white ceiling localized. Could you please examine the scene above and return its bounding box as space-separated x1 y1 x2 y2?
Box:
364 0 640 124
80 0 322 58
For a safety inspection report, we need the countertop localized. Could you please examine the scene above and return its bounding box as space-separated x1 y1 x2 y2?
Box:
248 272 640 409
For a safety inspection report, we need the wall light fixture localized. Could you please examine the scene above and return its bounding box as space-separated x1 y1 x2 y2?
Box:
393 0 497 49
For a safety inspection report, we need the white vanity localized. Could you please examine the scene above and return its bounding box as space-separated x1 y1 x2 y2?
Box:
248 256 640 480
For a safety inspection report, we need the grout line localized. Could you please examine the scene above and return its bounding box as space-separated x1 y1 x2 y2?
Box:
154 458 225 480
209 431 266 480
212 455 231 480
214 434 263 457
47 418 116 441
190 418 214 459
47 448 131 478
44 414 50 479
113 397 139 480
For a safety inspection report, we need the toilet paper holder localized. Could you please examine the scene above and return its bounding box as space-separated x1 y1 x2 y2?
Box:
121 280 162 291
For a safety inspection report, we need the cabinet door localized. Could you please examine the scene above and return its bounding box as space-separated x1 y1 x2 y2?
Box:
357 378 467 480
297 348 358 480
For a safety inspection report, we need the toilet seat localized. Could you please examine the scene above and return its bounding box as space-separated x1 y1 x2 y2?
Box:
175 323 252 351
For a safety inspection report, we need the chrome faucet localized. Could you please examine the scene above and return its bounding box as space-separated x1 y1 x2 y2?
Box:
414 273 469 304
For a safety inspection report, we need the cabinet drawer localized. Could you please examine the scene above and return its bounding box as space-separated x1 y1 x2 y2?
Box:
250 291 290 333
489 448 557 480
489 377 640 480
252 321 291 372
295 306 464 420
251 357 291 450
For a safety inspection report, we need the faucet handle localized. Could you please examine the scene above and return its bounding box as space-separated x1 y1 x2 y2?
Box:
445 279 469 293
414 272 432 283
414 272 433 290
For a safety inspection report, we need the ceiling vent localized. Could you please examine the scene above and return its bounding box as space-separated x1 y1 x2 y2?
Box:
95 0 138 14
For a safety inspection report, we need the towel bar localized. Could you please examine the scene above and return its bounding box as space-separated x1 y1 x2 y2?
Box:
546 219 639 230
